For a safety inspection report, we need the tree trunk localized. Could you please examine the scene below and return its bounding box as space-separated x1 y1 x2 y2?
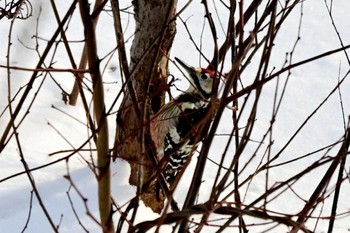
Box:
112 0 177 213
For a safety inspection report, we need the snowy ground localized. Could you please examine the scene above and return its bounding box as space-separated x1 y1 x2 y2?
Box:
1 0 350 232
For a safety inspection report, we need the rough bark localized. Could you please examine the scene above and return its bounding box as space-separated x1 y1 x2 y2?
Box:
112 0 177 213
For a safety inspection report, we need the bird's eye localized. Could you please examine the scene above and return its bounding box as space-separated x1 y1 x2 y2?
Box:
200 73 208 80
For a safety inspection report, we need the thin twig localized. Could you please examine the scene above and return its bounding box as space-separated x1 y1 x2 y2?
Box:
0 0 79 153
21 190 34 233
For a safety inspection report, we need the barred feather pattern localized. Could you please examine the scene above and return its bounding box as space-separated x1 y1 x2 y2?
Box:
150 93 209 184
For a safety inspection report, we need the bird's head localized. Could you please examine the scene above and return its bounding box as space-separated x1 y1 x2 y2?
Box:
175 57 216 99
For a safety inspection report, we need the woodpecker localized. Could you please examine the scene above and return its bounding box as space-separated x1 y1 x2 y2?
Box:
151 57 216 187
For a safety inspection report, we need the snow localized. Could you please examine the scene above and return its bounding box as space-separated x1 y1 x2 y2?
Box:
1 0 350 232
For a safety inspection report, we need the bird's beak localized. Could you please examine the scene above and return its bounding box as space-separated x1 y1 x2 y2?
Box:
175 57 196 75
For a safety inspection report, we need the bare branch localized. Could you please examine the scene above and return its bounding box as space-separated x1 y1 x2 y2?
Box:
78 0 114 232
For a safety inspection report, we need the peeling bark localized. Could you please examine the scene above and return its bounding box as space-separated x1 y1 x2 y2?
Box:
112 0 177 213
